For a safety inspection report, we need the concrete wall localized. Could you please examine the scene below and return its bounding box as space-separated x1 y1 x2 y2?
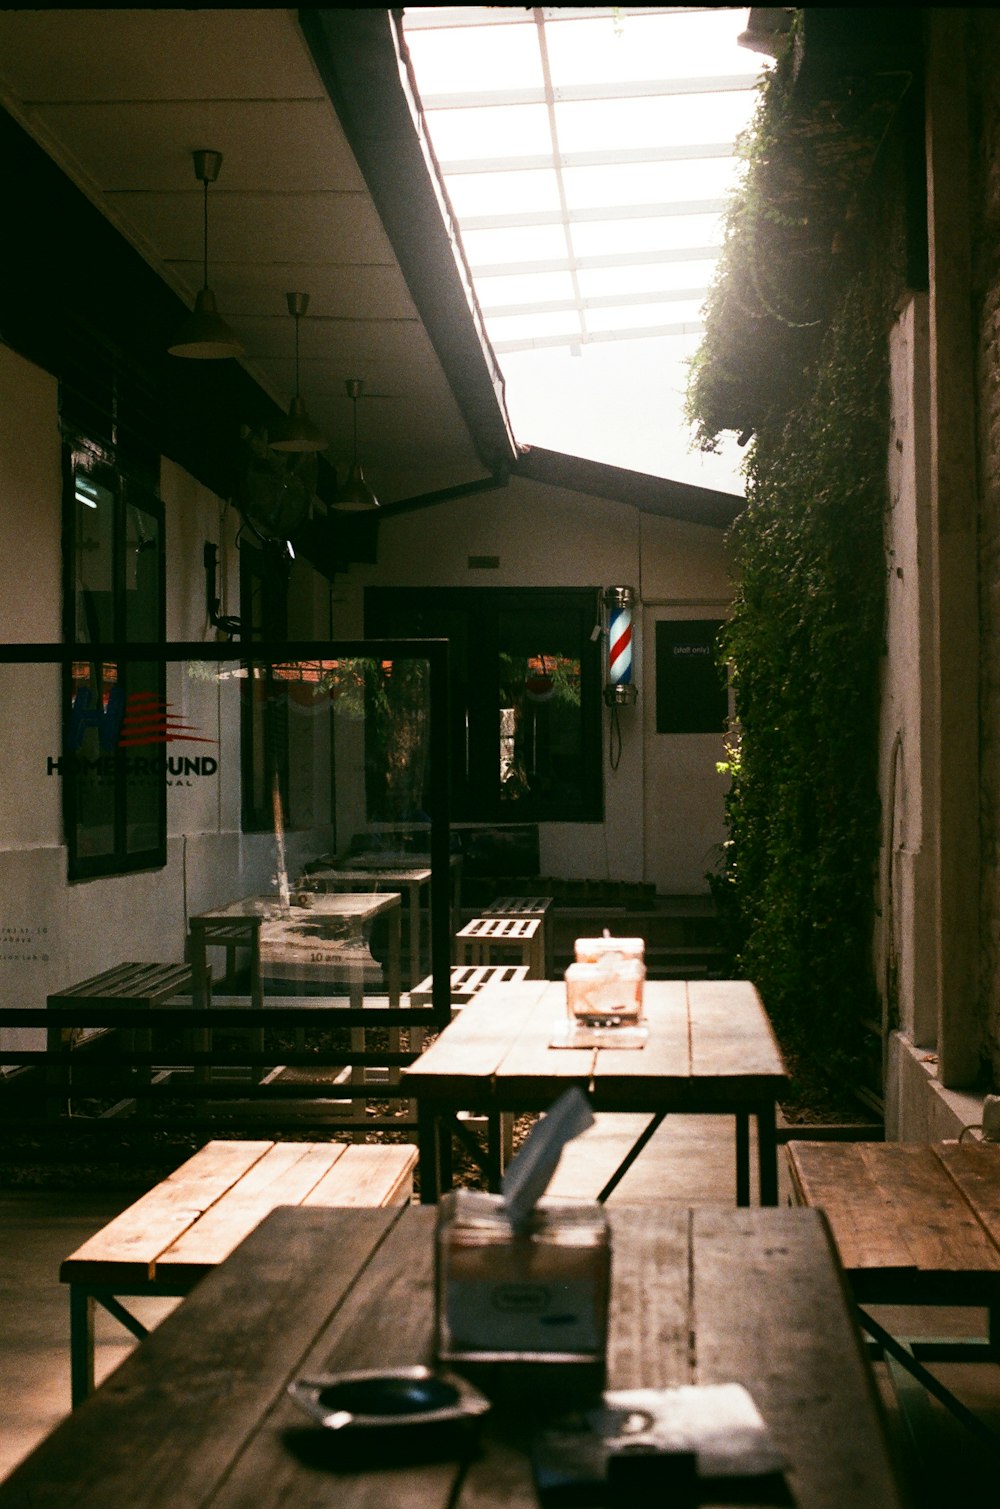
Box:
884 12 1000 1135
973 7 1000 1090
877 295 938 1056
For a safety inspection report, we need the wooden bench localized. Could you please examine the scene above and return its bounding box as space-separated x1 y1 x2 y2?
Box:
787 1139 1000 1457
454 916 545 978
47 962 195 1119
409 962 531 1012
480 895 553 976
61 1137 418 1406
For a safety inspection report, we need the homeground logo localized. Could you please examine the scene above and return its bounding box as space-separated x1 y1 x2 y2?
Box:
47 688 218 783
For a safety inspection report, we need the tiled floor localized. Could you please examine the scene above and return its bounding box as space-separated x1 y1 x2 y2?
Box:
2 1116 1000 1505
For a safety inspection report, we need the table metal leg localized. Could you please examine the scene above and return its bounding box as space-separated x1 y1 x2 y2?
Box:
418 1104 443 1203
596 1111 667 1204
735 1112 750 1205
70 1287 95 1408
485 1113 505 1190
757 1101 779 1206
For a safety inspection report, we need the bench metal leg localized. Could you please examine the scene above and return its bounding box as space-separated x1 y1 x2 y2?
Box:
757 1101 779 1206
859 1307 1000 1459
70 1285 153 1407
69 1288 95 1408
735 1112 750 1205
596 1111 667 1204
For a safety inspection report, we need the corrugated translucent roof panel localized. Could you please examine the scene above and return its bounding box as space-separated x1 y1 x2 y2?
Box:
403 6 769 493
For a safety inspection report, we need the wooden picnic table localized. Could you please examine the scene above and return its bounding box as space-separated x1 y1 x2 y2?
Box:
0 1204 905 1509
403 978 788 1205
197 893 402 1002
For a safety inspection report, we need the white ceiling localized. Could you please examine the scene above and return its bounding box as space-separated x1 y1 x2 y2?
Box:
0 8 501 505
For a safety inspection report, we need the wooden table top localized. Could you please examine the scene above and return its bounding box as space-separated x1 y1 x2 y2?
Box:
2 1204 903 1509
196 893 402 924
403 978 787 1109
788 1139 1000 1300
331 852 461 871
307 866 432 886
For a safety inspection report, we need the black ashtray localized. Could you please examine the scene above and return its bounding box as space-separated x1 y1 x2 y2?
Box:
288 1366 491 1434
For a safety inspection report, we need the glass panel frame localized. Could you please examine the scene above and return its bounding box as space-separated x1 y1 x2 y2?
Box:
62 441 166 882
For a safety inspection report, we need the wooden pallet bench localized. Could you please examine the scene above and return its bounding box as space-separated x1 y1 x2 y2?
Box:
61 1137 418 1406
480 895 553 976
46 962 195 1119
409 962 531 1012
454 916 545 978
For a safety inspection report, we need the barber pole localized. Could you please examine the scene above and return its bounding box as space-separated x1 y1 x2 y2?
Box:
603 586 638 705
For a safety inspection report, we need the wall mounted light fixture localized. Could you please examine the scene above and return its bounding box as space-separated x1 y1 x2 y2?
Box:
167 150 244 360
269 292 328 453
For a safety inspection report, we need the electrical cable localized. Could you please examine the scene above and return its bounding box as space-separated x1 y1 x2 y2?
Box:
609 699 623 771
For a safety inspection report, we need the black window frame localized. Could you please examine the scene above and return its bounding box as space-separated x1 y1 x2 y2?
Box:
365 586 603 822
61 434 167 882
239 540 292 833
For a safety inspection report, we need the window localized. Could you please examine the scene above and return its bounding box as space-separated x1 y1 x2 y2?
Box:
365 587 602 821
63 438 166 880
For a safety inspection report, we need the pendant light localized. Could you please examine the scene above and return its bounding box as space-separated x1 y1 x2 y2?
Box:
167 150 244 360
268 292 328 452
332 379 379 511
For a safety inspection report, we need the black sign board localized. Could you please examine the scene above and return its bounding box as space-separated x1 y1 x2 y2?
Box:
655 619 728 734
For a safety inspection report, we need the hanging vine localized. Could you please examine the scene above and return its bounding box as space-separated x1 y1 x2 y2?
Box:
686 23 911 1088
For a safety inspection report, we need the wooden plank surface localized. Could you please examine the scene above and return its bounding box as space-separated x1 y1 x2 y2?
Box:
6 1205 903 1509
493 982 593 1101
590 980 691 1102
154 1142 349 1284
936 1140 1000 1249
787 1141 915 1273
211 1206 455 1509
59 1140 274 1285
301 1143 417 1207
402 980 546 1099
686 979 787 1090
406 978 786 1113
692 1206 905 1509
788 1140 1000 1277
49 961 193 1008
862 1143 1000 1273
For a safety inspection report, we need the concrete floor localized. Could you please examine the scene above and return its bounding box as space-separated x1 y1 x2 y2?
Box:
2 1115 1000 1505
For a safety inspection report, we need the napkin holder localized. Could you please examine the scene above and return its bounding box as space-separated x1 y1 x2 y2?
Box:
435 1187 610 1400
552 935 648 1048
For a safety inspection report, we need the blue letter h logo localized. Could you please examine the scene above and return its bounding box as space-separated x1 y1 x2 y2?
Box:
69 685 125 752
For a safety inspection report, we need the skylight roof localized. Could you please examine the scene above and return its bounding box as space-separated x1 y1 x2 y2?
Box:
403 6 769 495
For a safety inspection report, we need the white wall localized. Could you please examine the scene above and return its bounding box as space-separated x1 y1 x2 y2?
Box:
0 349 335 1060
340 471 735 891
0 344 61 642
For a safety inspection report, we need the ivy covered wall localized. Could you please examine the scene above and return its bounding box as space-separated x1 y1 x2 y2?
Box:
687 23 916 1091
714 283 889 1083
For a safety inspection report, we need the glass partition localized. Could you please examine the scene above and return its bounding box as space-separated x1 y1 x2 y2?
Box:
0 640 450 1133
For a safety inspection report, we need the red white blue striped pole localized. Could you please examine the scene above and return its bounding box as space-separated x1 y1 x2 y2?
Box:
604 585 638 705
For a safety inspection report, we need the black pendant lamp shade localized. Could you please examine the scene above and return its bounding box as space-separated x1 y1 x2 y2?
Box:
167 150 244 360
268 292 328 453
332 379 379 510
